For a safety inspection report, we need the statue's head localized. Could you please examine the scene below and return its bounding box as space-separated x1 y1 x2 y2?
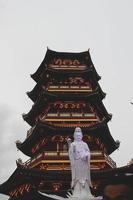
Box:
74 127 83 141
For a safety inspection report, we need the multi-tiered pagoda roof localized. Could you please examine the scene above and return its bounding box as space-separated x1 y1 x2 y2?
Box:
0 48 120 199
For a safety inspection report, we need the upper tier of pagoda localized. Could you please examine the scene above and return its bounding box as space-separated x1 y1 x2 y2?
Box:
23 49 109 127
27 72 105 102
31 49 101 83
23 96 112 127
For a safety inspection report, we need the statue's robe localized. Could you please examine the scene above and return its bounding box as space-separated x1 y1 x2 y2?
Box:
68 141 92 188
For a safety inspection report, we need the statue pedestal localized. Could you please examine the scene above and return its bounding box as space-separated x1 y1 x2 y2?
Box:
39 182 96 200
70 182 94 200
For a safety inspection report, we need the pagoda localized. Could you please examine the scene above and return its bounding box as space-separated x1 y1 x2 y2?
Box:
0 49 120 199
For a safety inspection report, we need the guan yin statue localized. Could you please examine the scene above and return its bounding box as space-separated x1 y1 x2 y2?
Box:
39 127 100 200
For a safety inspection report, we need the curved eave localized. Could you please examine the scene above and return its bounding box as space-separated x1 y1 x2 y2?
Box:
31 66 101 84
99 124 119 154
0 167 23 195
31 49 100 83
92 164 133 180
43 67 100 81
0 166 69 197
28 86 105 103
31 48 50 82
27 83 42 102
1 165 133 197
0 167 42 196
27 76 105 102
17 120 118 157
97 101 112 122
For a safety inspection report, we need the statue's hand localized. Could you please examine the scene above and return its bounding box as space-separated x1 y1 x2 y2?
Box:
81 155 87 161
67 138 71 142
89 182 93 188
66 138 71 144
81 151 90 161
66 138 72 148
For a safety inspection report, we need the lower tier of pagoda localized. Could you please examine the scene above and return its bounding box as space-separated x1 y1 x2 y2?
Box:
16 121 120 157
1 164 133 199
23 150 116 170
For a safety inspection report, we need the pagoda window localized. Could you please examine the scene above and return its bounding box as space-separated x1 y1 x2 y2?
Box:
71 113 83 117
47 113 58 117
84 113 95 117
60 86 69 89
59 113 70 117
47 84 58 89
44 152 58 156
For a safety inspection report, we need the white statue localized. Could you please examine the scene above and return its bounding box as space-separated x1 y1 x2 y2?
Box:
39 127 96 200
68 127 92 187
67 127 93 199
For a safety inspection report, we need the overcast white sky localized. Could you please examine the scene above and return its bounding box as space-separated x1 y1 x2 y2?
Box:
0 0 133 199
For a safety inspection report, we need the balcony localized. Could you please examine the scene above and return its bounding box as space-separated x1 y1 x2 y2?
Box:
48 64 87 70
23 150 116 170
48 85 92 92
42 112 98 121
40 113 99 127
